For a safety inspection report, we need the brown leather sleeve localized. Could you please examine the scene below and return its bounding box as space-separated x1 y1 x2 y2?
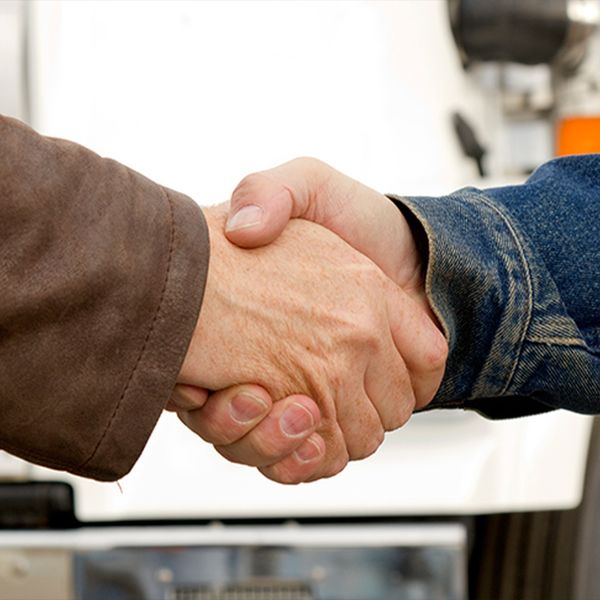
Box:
0 115 209 481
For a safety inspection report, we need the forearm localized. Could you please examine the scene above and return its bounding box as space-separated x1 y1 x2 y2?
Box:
0 115 209 480
391 155 600 417
485 155 600 334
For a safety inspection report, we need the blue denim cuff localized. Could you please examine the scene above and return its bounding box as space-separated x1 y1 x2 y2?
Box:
390 189 600 418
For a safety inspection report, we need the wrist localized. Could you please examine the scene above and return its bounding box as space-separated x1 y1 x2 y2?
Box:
178 204 230 386
386 196 442 332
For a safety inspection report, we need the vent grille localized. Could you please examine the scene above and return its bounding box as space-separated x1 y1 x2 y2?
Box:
166 580 313 600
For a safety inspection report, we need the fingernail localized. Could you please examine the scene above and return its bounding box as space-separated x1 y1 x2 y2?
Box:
280 402 315 437
229 392 269 424
294 438 323 463
226 204 264 232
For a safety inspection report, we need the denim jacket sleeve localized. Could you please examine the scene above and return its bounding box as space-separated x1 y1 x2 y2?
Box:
390 154 600 419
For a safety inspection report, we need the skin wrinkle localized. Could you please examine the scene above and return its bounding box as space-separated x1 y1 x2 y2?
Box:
249 159 422 291
182 206 419 478
246 251 337 399
223 162 441 476
338 389 383 460
313 169 349 227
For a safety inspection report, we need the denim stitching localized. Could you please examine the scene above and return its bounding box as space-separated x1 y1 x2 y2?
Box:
527 336 586 347
473 194 533 396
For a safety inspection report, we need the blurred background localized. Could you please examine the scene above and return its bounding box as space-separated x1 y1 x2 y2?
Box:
1 1 599 599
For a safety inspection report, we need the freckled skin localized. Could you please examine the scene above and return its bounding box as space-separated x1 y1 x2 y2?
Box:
173 159 447 484
178 206 435 479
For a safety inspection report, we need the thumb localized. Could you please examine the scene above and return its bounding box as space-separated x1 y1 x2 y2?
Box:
224 158 418 287
225 157 322 249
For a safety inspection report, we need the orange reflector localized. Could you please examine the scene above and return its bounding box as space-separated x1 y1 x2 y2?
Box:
556 116 600 156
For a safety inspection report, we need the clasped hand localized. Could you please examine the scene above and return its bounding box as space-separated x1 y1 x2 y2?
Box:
168 159 448 483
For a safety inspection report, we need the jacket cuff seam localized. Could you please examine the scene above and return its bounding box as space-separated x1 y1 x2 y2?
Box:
475 194 534 395
77 185 176 472
393 190 533 403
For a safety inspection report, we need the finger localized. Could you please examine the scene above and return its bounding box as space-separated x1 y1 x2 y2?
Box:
215 395 321 467
301 416 351 482
225 158 410 280
258 396 351 483
226 157 334 248
385 283 448 409
165 384 209 412
333 388 385 460
178 384 272 445
226 157 348 239
225 173 294 248
364 347 415 432
258 433 326 484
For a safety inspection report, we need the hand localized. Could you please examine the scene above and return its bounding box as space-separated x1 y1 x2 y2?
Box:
213 158 446 481
176 205 444 482
225 157 437 324
166 382 325 484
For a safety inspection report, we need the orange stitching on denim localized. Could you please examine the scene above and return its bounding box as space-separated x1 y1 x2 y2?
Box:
527 336 586 347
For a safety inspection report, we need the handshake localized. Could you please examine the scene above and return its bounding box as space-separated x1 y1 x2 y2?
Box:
169 158 448 484
1 116 591 484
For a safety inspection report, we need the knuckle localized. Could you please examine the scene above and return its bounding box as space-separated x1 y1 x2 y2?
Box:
381 371 415 430
429 335 449 370
340 305 381 351
292 157 333 193
326 453 350 478
417 339 448 376
347 428 385 460
362 429 386 459
353 285 387 344
293 156 323 171
312 441 350 481
365 326 383 353
385 399 414 432
413 317 448 376
232 172 262 201
382 380 414 431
